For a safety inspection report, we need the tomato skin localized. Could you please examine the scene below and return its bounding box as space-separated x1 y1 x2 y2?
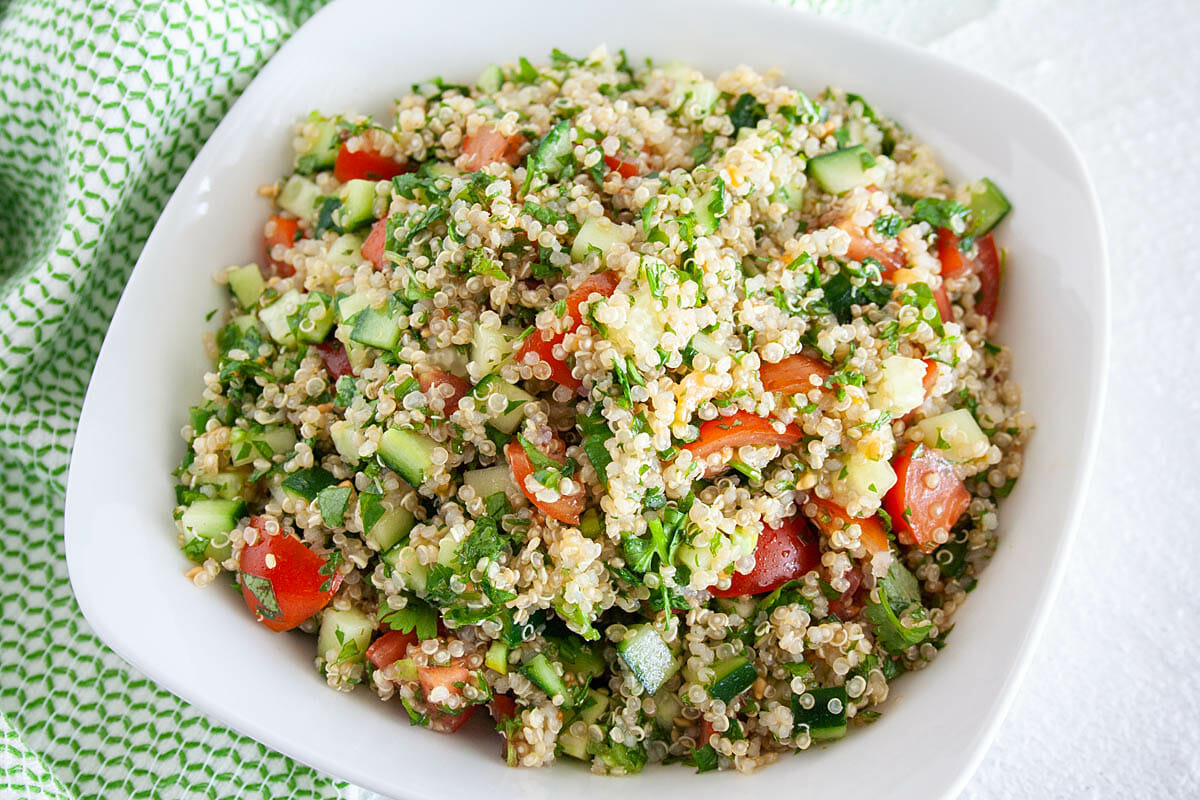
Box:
313 339 352 379
884 442 970 553
712 515 819 597
936 228 967 278
505 438 585 525
933 283 954 324
489 695 517 724
429 704 477 733
759 353 832 394
265 215 299 277
974 234 1001 319
921 359 938 396
333 142 410 182
239 517 341 632
936 230 1001 319
699 717 716 747
418 370 471 415
806 497 890 557
603 153 639 178
361 218 388 269
513 271 621 392
838 220 904 278
682 411 803 477
460 125 524 171
366 630 417 670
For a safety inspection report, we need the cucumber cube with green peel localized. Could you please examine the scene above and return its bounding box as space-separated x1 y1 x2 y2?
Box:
791 685 848 741
617 624 679 695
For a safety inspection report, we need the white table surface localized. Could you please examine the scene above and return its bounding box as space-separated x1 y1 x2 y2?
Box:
348 2 1200 797
823 0 1200 796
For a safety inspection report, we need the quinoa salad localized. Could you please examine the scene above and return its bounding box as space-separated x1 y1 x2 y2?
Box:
173 46 1031 774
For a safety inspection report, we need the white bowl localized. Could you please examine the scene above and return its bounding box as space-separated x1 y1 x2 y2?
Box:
64 1 1109 797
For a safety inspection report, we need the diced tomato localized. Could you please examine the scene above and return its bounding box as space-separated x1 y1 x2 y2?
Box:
884 442 970 553
239 517 341 632
936 230 1001 319
712 515 819 597
361 217 388 269
838 220 905 278
603 153 640 178
933 283 954 324
936 228 967 278
513 270 621 392
429 705 477 734
265 215 299 277
418 370 472 415
505 437 586 525
759 352 832 394
699 717 716 747
366 630 418 670
419 664 473 702
460 125 524 171
313 339 353 379
806 497 891 557
974 234 1001 319
514 332 581 389
489 695 518 724
333 142 410 182
921 359 938 396
827 565 864 619
682 411 803 478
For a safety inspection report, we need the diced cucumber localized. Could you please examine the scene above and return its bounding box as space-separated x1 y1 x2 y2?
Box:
195 470 246 500
229 424 296 466
524 120 573 191
545 634 604 681
652 688 681 730
296 292 335 344
708 655 757 703
770 171 808 210
295 116 340 174
967 178 1011 235
463 465 517 500
835 450 897 508
559 731 589 760
870 355 927 417
807 145 873 195
335 292 371 324
317 607 374 666
329 420 362 464
916 408 990 463
335 179 379 231
391 658 419 681
327 233 363 266
690 332 731 364
485 641 509 674
227 264 264 309
364 505 414 553
520 653 569 703
436 531 460 567
257 289 303 346
662 62 719 116
383 544 428 593
280 466 337 502
470 324 523 379
617 624 679 695
378 427 438 488
694 183 727 236
476 64 504 93
579 508 602 539
180 498 244 562
571 216 633 262
472 375 534 433
349 307 399 350
579 688 609 725
277 174 322 223
791 685 848 741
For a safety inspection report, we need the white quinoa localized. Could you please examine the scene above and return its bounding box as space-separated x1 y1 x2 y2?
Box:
173 46 1031 775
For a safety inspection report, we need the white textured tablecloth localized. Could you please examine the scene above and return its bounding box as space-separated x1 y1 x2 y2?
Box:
826 0 1200 796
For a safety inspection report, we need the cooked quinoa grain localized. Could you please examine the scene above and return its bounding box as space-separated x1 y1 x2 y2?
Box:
173 46 1030 774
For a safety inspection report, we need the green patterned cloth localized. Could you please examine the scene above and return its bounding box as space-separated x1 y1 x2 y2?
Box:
0 1 844 796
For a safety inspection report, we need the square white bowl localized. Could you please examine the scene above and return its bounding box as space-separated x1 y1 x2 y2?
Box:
65 1 1109 798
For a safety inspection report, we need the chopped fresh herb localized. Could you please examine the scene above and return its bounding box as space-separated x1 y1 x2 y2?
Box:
316 485 352 527
729 92 766 130
873 214 904 238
